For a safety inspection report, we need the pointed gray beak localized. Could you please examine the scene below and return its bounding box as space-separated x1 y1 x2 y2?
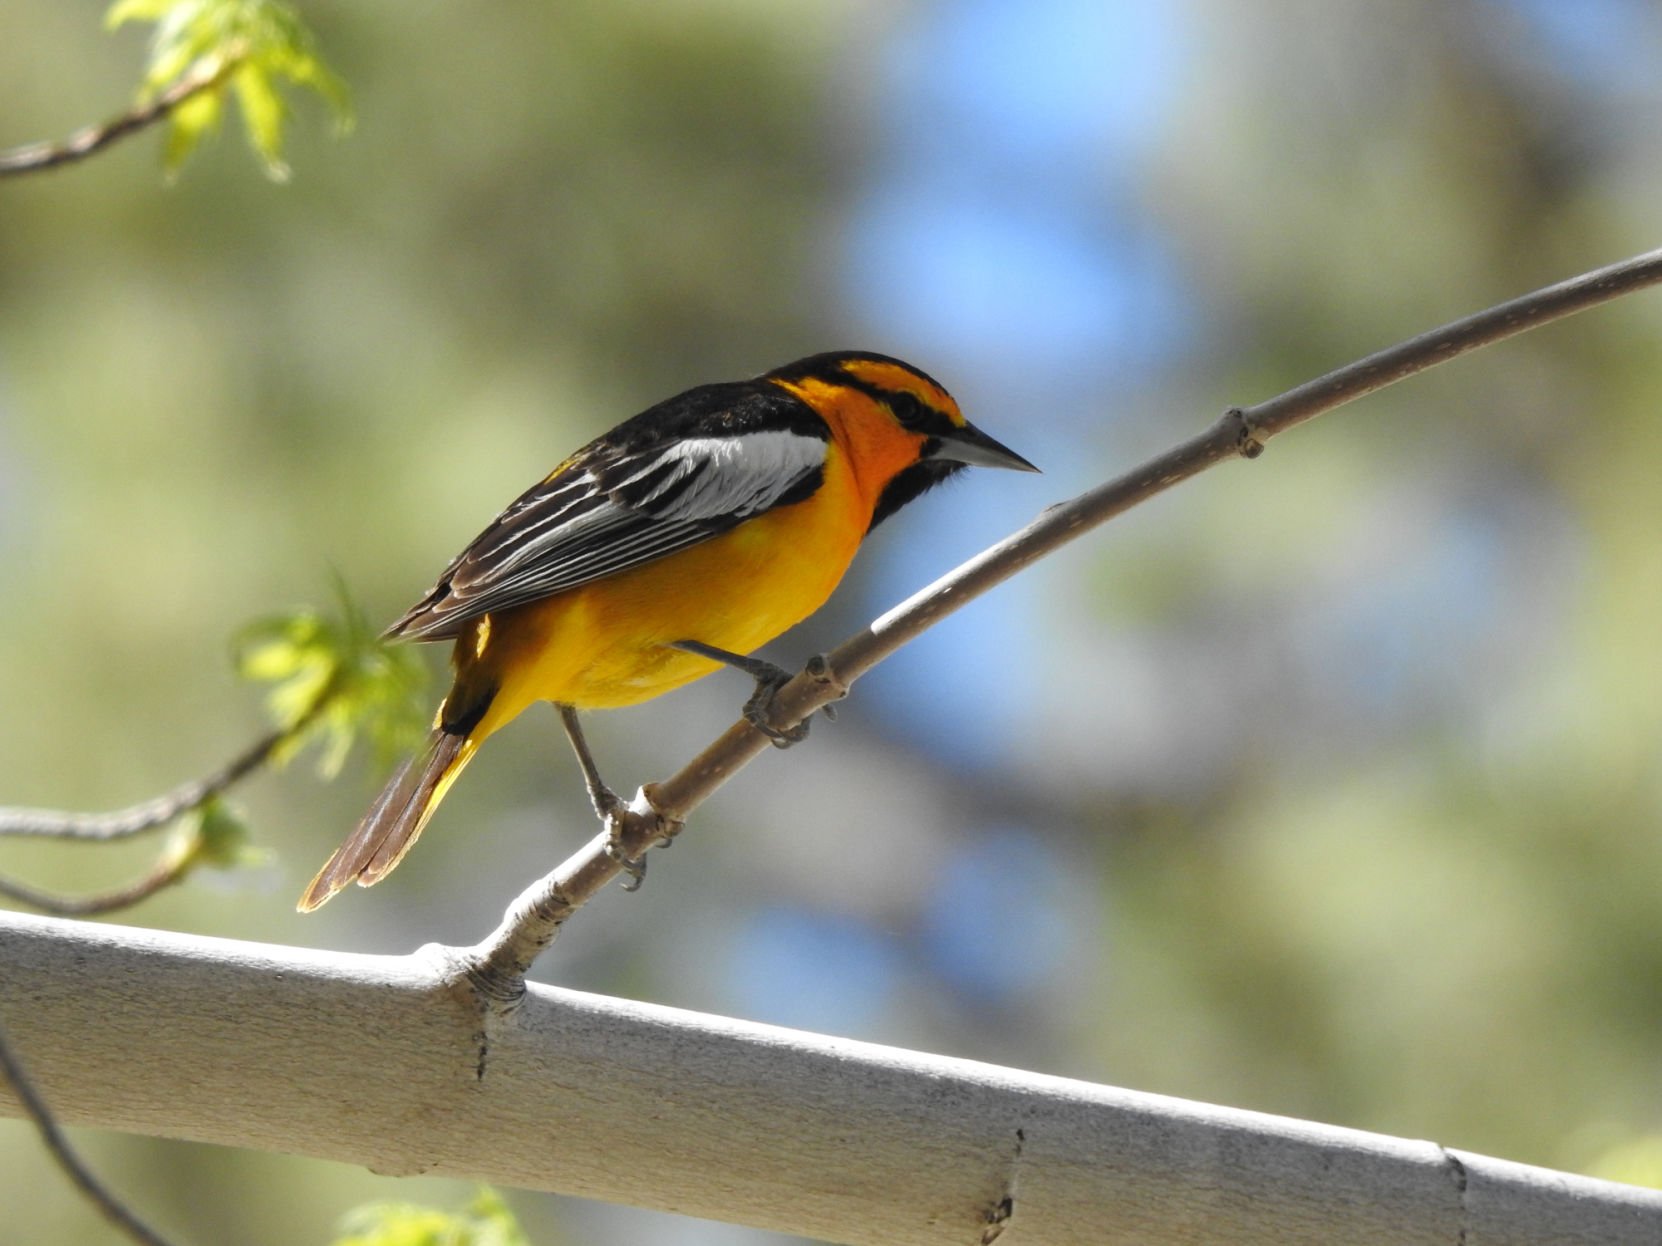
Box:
931 422 1040 473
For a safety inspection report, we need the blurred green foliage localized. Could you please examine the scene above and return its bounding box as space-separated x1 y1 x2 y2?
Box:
333 1188 530 1246
168 797 261 873
1588 1132 1662 1191
106 0 350 177
235 591 428 778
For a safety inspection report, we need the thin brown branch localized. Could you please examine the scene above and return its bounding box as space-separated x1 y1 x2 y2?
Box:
0 54 238 178
1242 246 1662 438
0 844 196 917
0 1015 178 1246
452 243 1659 994
0 725 286 841
0 655 343 841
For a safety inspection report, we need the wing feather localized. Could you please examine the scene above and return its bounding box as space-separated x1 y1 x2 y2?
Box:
387 388 829 641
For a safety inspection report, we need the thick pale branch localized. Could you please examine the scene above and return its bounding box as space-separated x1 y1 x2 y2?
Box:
466 246 1662 988
1 911 1658 1246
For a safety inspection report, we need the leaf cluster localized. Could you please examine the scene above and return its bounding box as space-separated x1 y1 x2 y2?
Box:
107 0 350 178
235 590 429 780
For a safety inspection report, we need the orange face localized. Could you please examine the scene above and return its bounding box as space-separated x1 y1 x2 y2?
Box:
770 356 966 511
835 357 966 428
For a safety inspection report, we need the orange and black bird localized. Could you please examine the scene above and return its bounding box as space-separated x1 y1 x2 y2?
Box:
298 351 1037 911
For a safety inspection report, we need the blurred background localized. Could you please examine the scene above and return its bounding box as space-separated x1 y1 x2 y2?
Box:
4 1 1662 1242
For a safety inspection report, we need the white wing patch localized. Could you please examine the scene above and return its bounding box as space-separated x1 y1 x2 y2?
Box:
616 431 828 520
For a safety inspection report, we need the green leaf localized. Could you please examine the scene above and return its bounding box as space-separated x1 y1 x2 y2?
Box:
160 86 223 179
162 800 267 876
105 0 179 26
234 585 429 782
284 50 353 134
193 800 264 869
231 62 289 180
333 1188 531 1246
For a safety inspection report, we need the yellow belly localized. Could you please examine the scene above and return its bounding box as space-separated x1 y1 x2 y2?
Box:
463 447 868 739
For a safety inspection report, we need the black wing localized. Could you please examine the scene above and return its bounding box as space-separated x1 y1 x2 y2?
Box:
387 381 830 641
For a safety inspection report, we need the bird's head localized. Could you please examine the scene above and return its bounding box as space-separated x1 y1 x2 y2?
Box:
767 351 1038 528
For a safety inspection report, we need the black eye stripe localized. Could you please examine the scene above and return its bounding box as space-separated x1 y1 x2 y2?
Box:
889 393 959 439
785 357 955 435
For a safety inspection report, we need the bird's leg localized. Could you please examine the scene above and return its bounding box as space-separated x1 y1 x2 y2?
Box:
668 639 834 748
557 703 645 888
557 703 621 819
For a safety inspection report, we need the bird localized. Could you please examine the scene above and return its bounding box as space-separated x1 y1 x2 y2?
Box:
297 350 1038 911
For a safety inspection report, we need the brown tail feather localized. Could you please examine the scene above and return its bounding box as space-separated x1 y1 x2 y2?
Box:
296 728 475 912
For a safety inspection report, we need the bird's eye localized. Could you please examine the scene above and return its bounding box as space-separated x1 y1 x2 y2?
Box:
890 392 930 429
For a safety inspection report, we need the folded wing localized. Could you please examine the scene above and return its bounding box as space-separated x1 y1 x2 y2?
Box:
387 389 829 641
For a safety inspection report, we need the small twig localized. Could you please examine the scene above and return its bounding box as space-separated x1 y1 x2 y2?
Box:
460 244 1662 995
0 686 329 914
1241 245 1662 439
0 725 286 841
0 669 339 841
0 1015 178 1246
0 54 239 178
0 846 196 917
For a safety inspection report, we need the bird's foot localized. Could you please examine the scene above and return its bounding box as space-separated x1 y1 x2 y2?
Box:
603 829 648 891
745 658 840 747
742 666 813 748
588 781 624 825
601 787 679 893
669 639 837 748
